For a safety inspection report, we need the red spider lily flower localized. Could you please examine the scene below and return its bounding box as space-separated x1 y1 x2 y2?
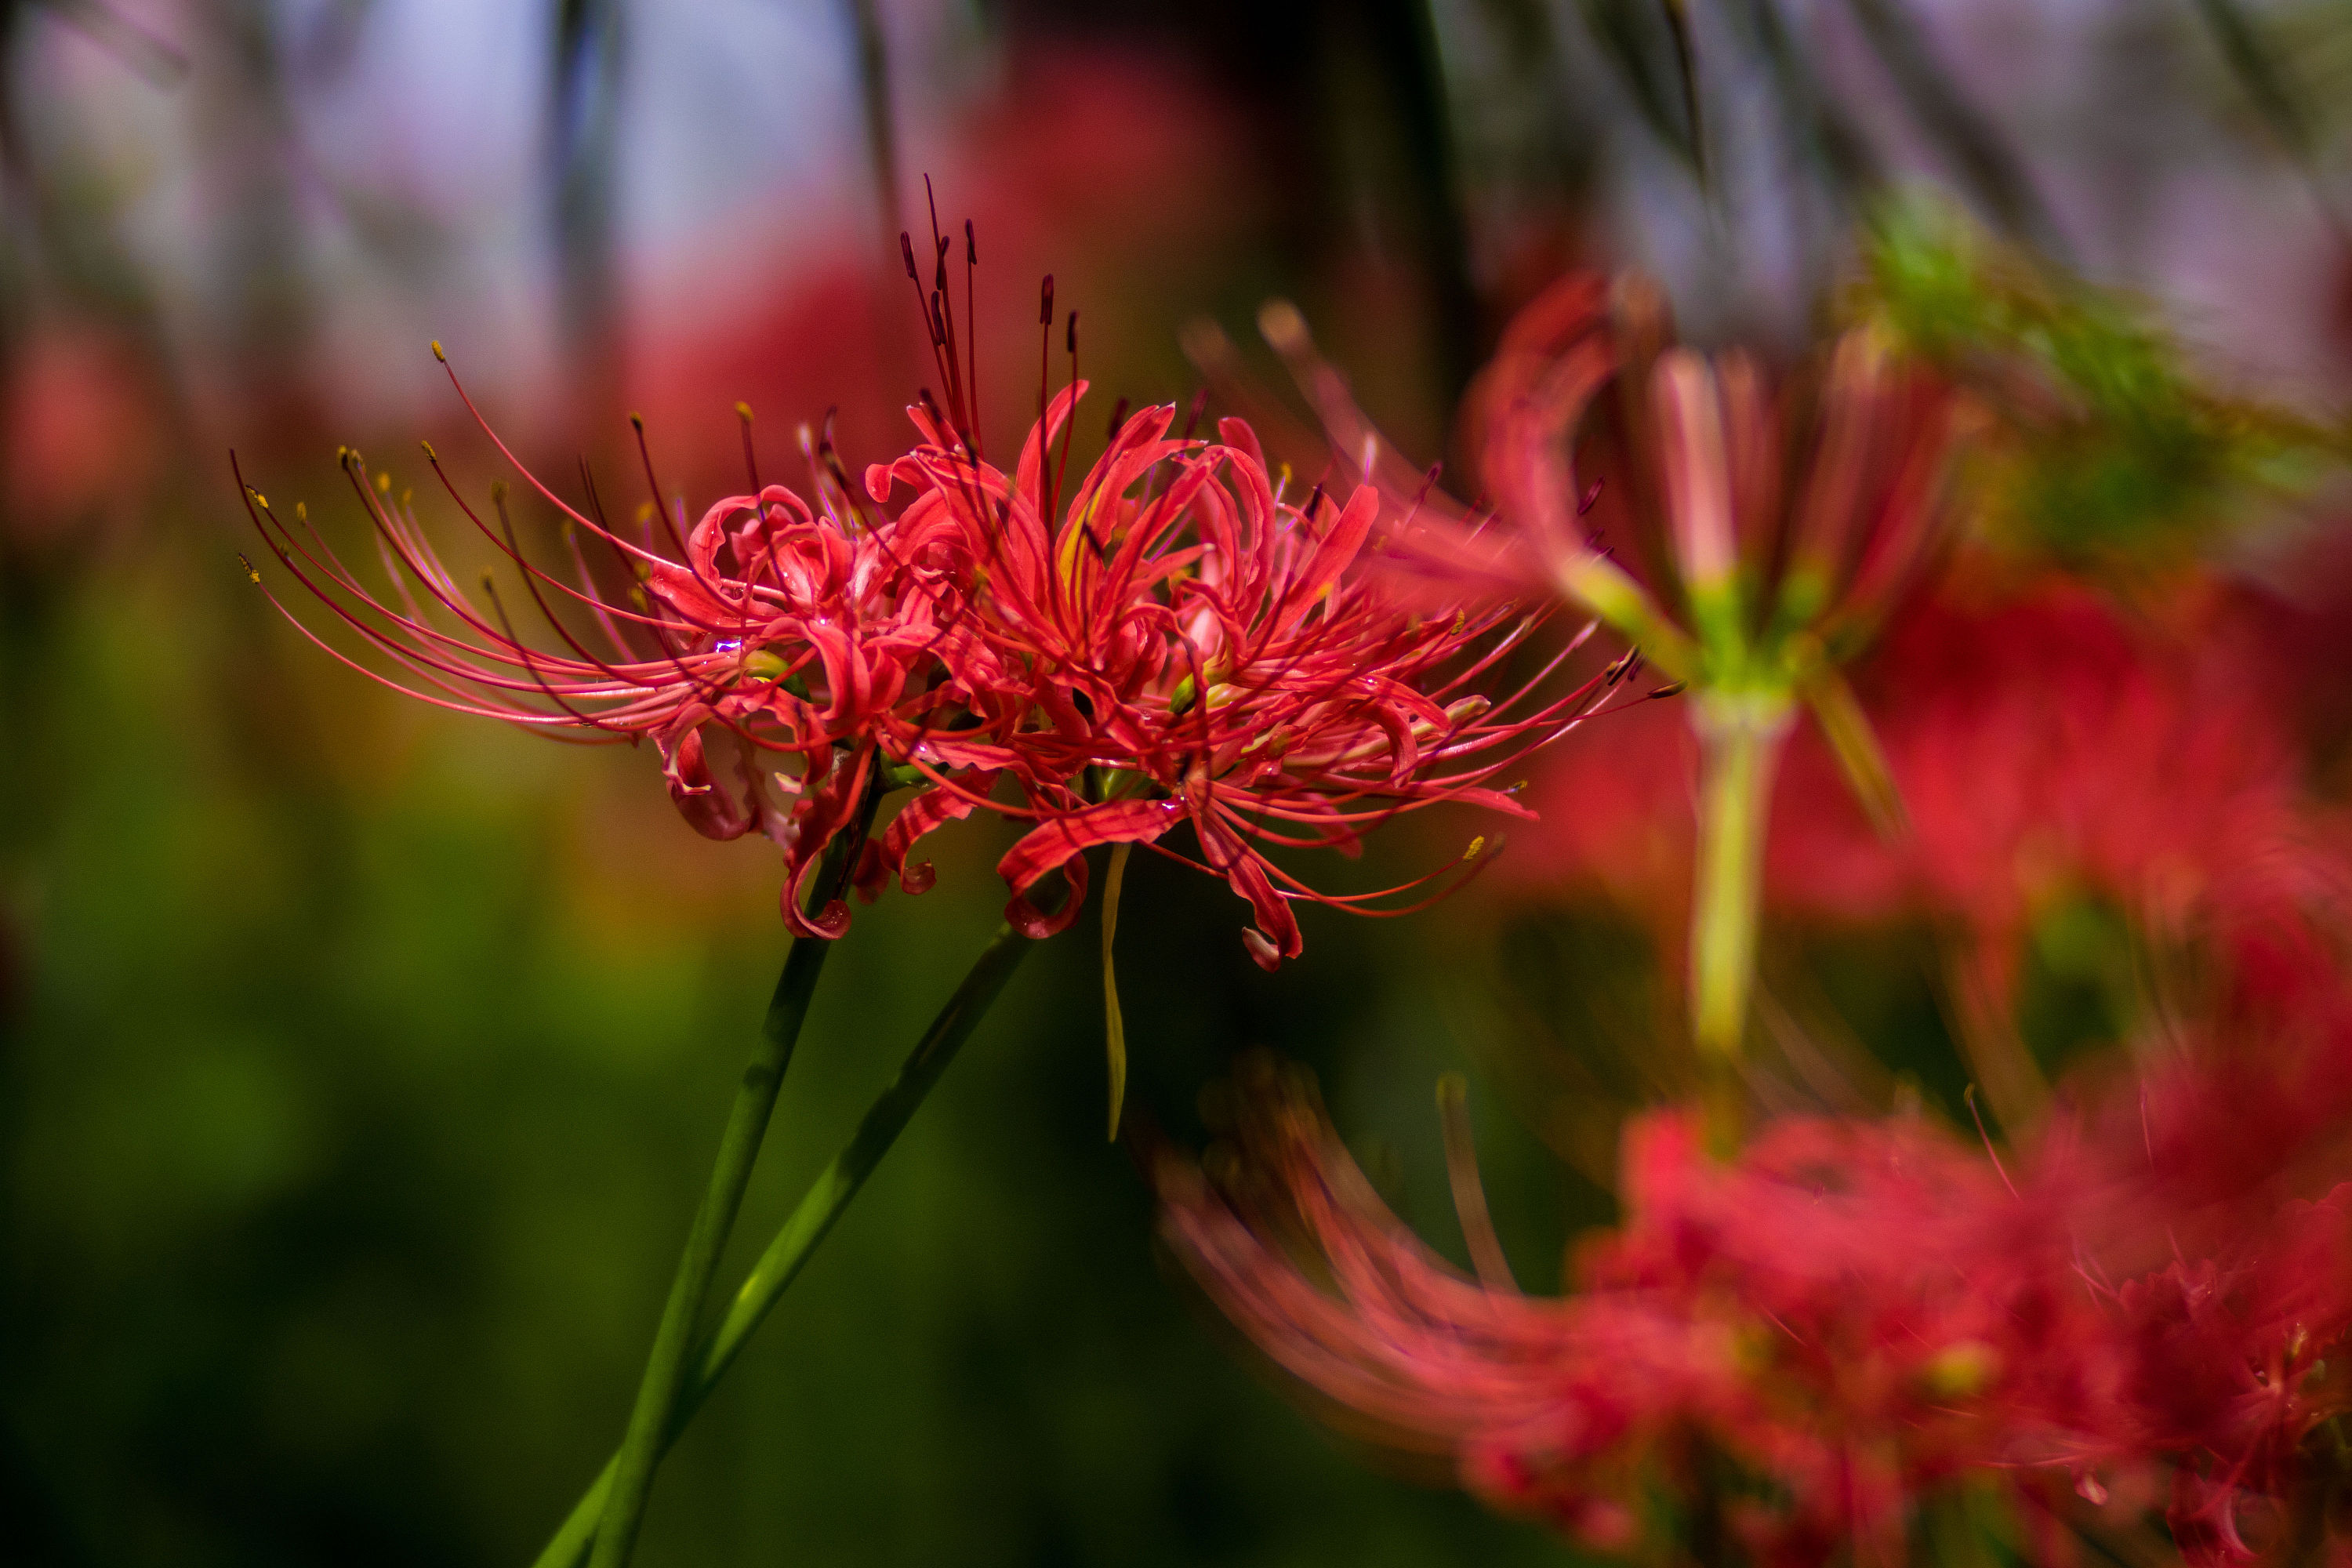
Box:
866 374 1614 968
1158 1002 2352 1565
1460 274 1964 683
234 354 996 939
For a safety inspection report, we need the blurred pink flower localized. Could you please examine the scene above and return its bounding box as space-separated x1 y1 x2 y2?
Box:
1160 1000 2352 1563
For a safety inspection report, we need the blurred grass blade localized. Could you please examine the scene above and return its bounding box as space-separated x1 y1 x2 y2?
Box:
532 916 1042 1568
1842 0 2069 262
1736 0 1879 200
1573 0 1706 176
1102 842 1131 1142
844 0 904 241
1661 0 1705 183
2190 0 2315 155
550 0 623 382
2188 0 2347 233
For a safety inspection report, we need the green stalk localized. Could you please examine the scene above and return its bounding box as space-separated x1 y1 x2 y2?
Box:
586 791 879 1568
1687 691 1792 1142
534 915 1039 1568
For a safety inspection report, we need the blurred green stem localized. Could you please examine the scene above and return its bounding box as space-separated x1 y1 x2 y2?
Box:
535 913 1040 1568
586 791 879 1568
1689 691 1791 1146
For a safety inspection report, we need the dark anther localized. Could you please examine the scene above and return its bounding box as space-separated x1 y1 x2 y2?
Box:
1182 387 1209 440
1040 274 1054 326
964 219 977 266
1107 397 1130 441
1065 308 1079 354
901 232 919 281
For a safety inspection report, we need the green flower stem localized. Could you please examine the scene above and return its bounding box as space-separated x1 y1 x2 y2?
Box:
586 796 880 1568
534 914 1040 1568
1688 691 1793 1141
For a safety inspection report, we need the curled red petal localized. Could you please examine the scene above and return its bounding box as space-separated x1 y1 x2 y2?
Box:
777 744 876 939
997 797 1185 937
879 768 1003 895
1193 800 1303 968
659 720 755 841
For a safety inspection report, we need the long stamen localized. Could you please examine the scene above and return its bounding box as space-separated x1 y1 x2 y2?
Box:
736 401 763 495
1037 274 1054 423
1054 308 1079 537
964 218 981 455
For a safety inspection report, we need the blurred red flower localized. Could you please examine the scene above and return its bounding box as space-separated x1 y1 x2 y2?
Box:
1508 561 2342 1013
1159 998 2352 1564
2 319 163 550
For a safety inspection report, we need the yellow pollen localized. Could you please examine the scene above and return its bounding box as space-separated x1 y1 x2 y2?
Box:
430 339 445 361
376 472 391 494
1463 837 1485 861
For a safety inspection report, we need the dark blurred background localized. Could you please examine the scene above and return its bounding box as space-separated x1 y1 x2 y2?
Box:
5 2 2352 1564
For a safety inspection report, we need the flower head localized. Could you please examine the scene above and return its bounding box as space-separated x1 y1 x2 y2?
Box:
236 356 993 938
868 375 1610 967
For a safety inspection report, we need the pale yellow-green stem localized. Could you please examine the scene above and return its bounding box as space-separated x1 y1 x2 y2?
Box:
1688 691 1794 1102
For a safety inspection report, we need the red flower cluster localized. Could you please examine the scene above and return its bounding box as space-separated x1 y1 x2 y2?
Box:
1158 1008 2352 1565
241 310 1602 962
866 382 1601 963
